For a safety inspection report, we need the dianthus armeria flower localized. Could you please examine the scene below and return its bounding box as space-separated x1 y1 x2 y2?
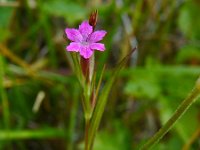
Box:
65 21 107 59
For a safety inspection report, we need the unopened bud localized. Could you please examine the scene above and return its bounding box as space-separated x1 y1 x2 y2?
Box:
89 10 98 30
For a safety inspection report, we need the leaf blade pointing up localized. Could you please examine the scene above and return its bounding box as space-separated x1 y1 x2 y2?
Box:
88 47 137 149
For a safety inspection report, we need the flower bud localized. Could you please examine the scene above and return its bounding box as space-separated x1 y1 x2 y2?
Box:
89 10 98 30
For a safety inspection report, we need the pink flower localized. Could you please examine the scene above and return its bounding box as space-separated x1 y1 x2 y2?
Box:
65 21 107 59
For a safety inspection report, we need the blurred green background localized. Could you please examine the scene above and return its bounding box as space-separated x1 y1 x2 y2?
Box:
0 0 200 149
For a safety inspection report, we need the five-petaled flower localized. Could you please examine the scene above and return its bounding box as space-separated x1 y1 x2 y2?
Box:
65 21 107 59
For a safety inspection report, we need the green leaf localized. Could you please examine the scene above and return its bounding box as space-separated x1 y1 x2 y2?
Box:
42 1 88 24
176 45 200 63
159 97 199 142
0 7 14 42
0 56 10 129
178 1 200 39
0 128 65 140
124 76 160 99
88 48 136 149
93 121 131 150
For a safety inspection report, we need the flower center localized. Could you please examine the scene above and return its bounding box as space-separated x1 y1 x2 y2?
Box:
81 41 89 46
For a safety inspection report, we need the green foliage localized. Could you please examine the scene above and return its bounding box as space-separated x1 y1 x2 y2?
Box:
42 1 88 24
124 70 160 99
88 49 135 149
178 0 200 39
94 121 131 150
0 7 14 42
176 45 200 64
0 0 200 149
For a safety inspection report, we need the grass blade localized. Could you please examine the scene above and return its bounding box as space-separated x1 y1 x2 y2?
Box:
0 55 10 129
88 48 136 149
0 129 66 140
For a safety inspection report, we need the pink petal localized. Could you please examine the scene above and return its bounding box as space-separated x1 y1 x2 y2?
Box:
88 30 107 43
65 28 82 42
90 43 105 51
79 45 93 59
79 21 93 38
66 42 81 52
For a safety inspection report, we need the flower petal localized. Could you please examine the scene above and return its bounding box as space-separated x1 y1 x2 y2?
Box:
66 42 81 52
79 45 93 59
79 21 93 38
65 28 82 42
90 43 105 51
88 30 107 43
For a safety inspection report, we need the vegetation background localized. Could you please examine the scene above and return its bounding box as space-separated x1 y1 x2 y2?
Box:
0 0 200 149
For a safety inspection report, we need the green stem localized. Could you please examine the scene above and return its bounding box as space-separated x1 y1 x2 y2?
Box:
140 76 200 150
83 82 92 150
0 56 10 129
0 129 65 139
84 118 90 150
83 86 92 150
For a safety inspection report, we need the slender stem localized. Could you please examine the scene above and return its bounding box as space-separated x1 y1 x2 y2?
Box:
0 129 65 139
140 77 200 150
83 82 92 150
85 118 90 150
182 126 200 150
0 56 10 129
83 86 92 150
